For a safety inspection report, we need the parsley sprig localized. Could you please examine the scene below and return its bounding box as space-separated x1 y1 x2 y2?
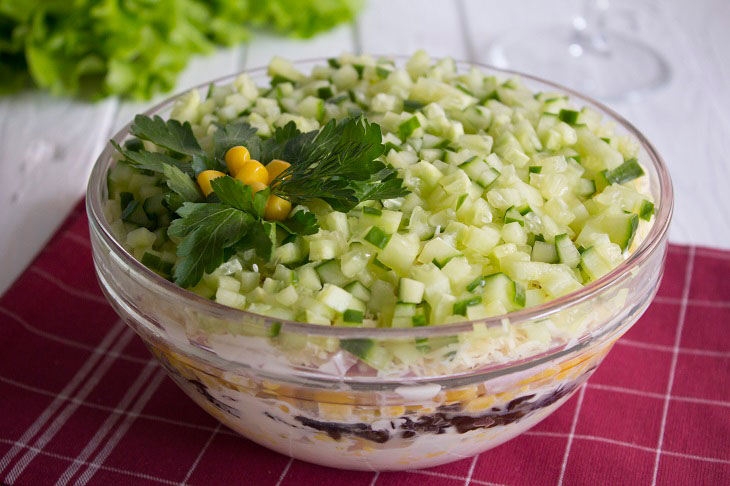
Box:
111 113 408 288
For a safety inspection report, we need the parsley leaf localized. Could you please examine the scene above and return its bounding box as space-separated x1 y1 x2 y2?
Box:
130 115 204 157
267 116 397 211
232 221 274 261
191 154 225 177
162 164 203 202
210 176 270 217
168 204 255 288
111 141 195 177
351 168 410 202
214 121 261 162
277 210 319 236
168 178 275 287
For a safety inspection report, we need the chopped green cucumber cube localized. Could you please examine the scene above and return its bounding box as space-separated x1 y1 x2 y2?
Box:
639 199 655 221
531 240 559 263
558 109 580 125
555 233 581 268
343 309 364 323
365 226 390 249
399 115 421 139
453 296 482 316
399 277 425 304
344 281 371 302
605 158 645 185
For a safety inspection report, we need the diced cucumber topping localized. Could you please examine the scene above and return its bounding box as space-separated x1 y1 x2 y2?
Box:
504 207 524 226
398 115 421 139
580 247 611 280
109 53 657 372
531 240 559 263
558 109 580 125
394 302 416 317
453 296 482 316
403 100 425 113
375 66 391 79
466 275 487 292
362 206 382 216
315 260 349 287
141 251 173 275
639 199 655 221
121 198 155 230
605 158 645 184
596 211 639 251
318 284 352 312
399 277 425 304
576 178 596 197
594 170 611 193
344 281 371 302
483 273 525 311
343 309 364 323
555 233 581 268
317 86 334 100
364 226 390 249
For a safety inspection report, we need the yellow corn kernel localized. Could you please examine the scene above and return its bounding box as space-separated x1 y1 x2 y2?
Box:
262 380 280 391
224 145 251 175
313 390 356 405
264 194 292 221
234 159 268 186
265 159 291 185
465 394 496 413
383 406 406 417
196 170 226 197
249 181 268 194
314 434 336 442
318 402 353 420
444 386 479 403
518 366 559 386
496 391 516 402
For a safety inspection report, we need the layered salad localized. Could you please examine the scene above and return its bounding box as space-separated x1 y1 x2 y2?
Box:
102 52 656 469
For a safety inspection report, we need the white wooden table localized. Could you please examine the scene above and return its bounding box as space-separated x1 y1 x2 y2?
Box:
1 0 728 295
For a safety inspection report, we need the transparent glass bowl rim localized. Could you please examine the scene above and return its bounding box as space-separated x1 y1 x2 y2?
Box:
87 56 674 341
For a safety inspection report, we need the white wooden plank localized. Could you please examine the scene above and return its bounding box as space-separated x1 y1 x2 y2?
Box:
461 0 730 248
0 95 118 294
357 0 468 58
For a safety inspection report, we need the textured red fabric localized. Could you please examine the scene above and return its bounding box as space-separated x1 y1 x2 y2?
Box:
1 201 729 486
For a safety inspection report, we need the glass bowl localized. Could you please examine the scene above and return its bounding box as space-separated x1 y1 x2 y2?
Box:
86 58 673 471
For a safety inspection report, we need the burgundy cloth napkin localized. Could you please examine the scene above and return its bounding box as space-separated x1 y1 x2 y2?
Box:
1 201 728 486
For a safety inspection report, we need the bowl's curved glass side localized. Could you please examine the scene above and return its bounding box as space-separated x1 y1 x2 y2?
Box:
90 193 667 385
133 317 616 470
87 56 672 471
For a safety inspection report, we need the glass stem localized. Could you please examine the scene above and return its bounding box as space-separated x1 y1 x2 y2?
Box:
573 0 610 53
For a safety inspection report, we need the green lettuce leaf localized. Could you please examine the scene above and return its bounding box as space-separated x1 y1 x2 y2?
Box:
0 0 361 99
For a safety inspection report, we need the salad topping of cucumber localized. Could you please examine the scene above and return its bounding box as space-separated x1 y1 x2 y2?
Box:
104 52 655 350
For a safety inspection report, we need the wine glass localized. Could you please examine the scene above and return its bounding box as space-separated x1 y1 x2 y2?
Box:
488 0 671 101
